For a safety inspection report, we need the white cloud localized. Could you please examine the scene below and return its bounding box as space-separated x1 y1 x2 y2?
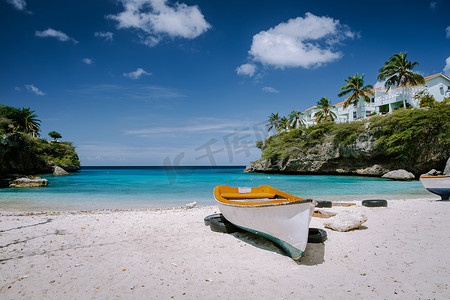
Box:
444 56 450 76
7 0 26 10
25 84 45 96
246 12 355 69
430 1 437 10
262 87 279 93
82 58 93 64
72 84 185 100
123 118 258 137
123 68 152 79
446 25 450 38
94 31 114 41
35 28 78 44
107 0 211 47
236 63 257 77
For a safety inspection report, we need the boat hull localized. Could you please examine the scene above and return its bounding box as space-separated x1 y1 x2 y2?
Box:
214 185 315 260
420 175 450 200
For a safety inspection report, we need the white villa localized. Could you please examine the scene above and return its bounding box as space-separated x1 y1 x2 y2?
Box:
302 73 450 126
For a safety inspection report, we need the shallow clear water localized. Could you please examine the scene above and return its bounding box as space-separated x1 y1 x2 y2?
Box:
0 166 432 211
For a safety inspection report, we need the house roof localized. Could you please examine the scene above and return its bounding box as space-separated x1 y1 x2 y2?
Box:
331 100 346 107
303 106 318 112
393 72 449 88
424 73 445 81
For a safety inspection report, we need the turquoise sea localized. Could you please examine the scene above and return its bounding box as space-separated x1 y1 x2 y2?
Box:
0 166 432 211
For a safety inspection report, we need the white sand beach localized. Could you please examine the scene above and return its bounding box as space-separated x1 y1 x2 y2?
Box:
1 197 449 299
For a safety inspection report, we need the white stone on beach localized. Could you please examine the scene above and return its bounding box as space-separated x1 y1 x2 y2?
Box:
185 201 197 209
324 211 368 232
382 169 415 180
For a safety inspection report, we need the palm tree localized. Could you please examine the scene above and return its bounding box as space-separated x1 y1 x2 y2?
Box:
377 52 425 109
289 110 304 129
314 97 337 123
15 107 41 137
338 74 374 111
277 116 290 133
266 113 280 133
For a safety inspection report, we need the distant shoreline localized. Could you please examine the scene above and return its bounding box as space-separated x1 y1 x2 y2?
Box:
80 165 247 169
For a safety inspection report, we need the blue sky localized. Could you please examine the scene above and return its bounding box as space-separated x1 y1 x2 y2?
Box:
1 0 450 166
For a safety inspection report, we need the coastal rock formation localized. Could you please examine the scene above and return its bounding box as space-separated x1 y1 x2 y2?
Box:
244 159 271 173
0 132 80 177
246 135 401 176
382 170 415 181
444 158 450 175
9 177 49 188
0 133 50 175
356 164 389 176
246 107 450 177
53 166 69 175
424 169 441 176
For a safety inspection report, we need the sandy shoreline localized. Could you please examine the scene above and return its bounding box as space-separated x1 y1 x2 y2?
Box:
1 197 449 299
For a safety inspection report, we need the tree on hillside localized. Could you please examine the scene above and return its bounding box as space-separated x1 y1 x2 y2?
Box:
314 97 337 123
277 117 290 133
17 107 41 137
266 113 281 134
289 110 304 129
49 131 62 142
0 106 41 136
377 52 425 109
338 73 374 111
418 94 437 108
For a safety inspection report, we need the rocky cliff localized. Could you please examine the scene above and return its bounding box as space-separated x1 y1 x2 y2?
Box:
0 133 80 177
246 106 450 177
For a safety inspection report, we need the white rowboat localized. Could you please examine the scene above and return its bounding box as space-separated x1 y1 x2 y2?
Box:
214 185 316 260
420 175 450 200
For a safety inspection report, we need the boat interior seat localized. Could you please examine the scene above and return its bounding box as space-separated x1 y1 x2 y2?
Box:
221 192 280 199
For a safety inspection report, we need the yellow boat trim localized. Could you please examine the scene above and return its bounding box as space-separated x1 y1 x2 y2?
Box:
420 175 450 178
214 185 311 206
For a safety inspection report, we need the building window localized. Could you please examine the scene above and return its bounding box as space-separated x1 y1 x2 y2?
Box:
353 111 357 119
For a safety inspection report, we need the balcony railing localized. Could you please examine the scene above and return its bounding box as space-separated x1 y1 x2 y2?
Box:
372 86 426 106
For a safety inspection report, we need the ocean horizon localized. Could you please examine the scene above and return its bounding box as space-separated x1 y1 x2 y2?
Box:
0 166 432 211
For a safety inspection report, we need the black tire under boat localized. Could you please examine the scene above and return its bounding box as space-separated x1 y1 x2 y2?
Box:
209 216 241 233
308 228 327 243
204 213 223 226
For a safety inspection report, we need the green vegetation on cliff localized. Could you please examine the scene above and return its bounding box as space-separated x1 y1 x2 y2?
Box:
0 104 80 175
369 106 449 161
255 105 450 175
31 136 80 169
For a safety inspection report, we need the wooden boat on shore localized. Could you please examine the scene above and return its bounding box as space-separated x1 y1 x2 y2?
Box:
214 185 316 260
420 175 450 200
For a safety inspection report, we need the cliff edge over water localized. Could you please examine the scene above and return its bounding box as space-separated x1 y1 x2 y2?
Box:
246 106 450 177
0 104 80 177
0 132 80 177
